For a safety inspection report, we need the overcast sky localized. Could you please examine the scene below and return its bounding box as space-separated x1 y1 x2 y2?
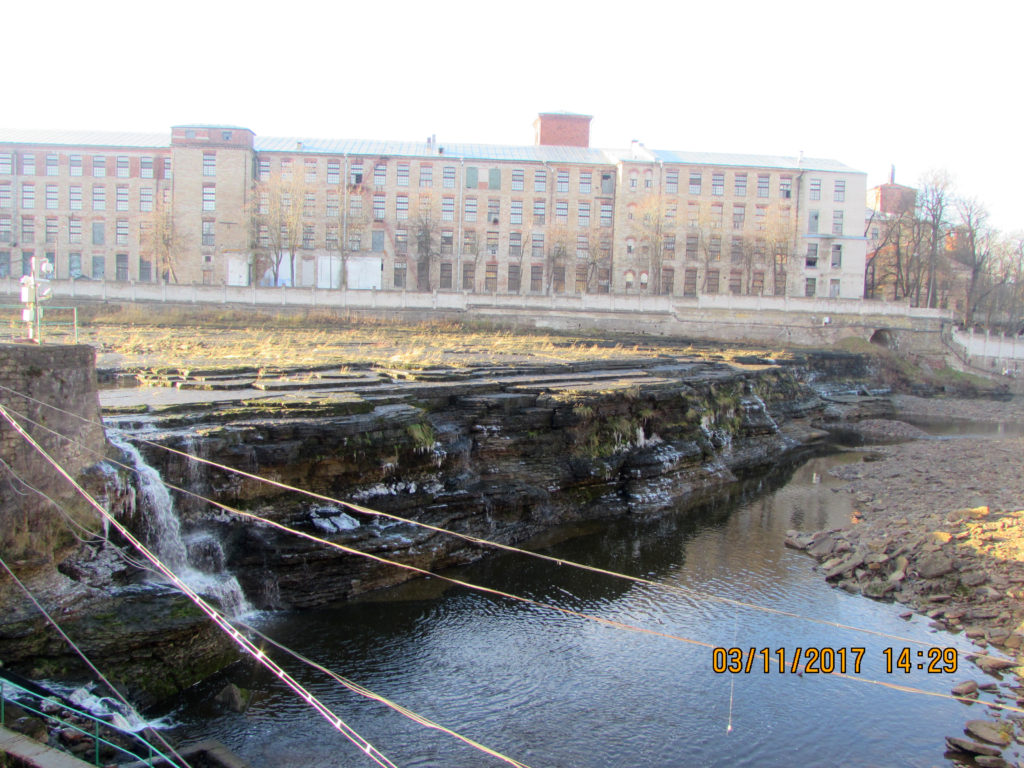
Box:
8 0 1021 232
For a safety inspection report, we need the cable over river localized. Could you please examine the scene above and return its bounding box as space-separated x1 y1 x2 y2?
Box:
159 449 995 768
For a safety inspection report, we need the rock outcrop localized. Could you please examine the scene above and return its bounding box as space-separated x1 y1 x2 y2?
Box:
108 358 828 610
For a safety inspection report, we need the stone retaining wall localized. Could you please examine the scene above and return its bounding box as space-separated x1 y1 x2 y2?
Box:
0 343 106 564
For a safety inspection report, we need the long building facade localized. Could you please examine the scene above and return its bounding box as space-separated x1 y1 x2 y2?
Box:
0 114 868 299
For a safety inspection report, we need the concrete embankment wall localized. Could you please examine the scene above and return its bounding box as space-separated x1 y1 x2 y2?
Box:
0 343 106 563
0 277 950 353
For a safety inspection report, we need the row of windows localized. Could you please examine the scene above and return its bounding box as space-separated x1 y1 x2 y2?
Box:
1 183 162 212
804 243 844 269
0 215 149 246
253 188 801 233
3 150 850 208
257 190 618 229
0 250 154 281
393 261 614 294
255 157 618 195
805 277 843 298
0 152 168 179
0 245 806 297
389 261 785 298
242 221 817 269
649 170 845 203
809 179 846 202
807 210 845 236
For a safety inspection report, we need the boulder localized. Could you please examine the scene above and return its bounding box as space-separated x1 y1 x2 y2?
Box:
964 719 1011 746
961 571 989 587
214 682 251 713
974 655 1016 674
951 680 979 697
825 551 865 580
809 536 838 557
11 716 48 742
945 736 1000 756
974 756 1010 768
916 553 954 579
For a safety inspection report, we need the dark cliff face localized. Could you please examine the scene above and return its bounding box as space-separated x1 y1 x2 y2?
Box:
124 360 826 611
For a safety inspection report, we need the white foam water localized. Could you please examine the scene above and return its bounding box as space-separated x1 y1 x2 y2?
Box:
106 430 250 617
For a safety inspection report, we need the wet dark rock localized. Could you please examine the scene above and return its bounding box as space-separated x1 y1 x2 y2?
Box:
974 655 1016 674
951 680 980 697
945 736 1001 756
965 719 1012 746
10 716 48 742
214 682 251 713
975 756 1011 768
123 361 831 611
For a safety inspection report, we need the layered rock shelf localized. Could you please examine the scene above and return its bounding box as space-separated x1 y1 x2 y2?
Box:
104 357 828 611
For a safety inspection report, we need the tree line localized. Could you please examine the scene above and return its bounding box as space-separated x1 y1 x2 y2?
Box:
866 170 1024 333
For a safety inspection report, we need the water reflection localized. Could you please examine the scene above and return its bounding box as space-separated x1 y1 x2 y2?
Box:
164 450 985 768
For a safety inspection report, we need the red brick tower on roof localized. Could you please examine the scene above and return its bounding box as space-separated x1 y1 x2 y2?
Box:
533 113 592 148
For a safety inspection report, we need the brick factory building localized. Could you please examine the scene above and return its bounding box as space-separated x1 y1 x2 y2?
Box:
0 114 867 299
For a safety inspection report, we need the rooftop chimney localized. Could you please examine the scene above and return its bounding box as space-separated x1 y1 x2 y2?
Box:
534 112 592 148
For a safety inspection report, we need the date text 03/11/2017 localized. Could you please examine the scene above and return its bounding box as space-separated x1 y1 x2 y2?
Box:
711 646 959 675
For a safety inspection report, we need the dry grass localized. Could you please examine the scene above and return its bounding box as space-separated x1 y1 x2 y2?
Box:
84 322 648 374
76 304 807 376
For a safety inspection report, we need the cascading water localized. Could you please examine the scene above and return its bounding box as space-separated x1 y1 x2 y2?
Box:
106 430 250 617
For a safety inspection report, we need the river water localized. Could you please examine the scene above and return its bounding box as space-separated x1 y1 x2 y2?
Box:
161 451 989 768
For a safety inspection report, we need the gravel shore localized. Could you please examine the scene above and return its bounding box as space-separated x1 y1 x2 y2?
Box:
788 395 1024 764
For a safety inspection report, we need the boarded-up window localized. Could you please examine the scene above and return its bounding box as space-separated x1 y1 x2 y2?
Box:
661 267 674 295
508 264 521 293
552 266 565 293
705 269 720 294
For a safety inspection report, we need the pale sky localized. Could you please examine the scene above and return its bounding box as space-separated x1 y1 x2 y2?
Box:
8 0 1022 232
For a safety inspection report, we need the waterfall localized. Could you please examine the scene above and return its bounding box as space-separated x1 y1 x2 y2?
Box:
106 430 250 617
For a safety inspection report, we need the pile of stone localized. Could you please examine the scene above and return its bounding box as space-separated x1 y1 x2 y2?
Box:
787 504 1024 765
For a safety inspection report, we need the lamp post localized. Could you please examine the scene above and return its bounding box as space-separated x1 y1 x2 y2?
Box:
19 256 53 342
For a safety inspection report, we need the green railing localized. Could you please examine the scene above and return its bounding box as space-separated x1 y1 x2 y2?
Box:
0 305 79 343
0 677 185 767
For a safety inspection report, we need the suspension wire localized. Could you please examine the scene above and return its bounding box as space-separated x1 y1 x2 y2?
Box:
0 468 531 768
60 463 1024 722
0 404 398 768
0 384 1007 661
230 618 533 768
0 553 192 768
0 457 165 575
2 394 1021 726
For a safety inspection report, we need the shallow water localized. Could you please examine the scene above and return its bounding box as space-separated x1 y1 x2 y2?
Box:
163 453 1000 768
902 414 1024 438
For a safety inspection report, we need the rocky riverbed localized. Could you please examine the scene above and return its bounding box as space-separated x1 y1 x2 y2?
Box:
787 395 1024 765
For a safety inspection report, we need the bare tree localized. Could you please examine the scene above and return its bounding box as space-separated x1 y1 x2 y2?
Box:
411 195 438 291
578 224 609 293
633 193 670 294
953 197 997 327
141 190 190 283
865 208 923 301
254 172 311 286
917 170 953 308
691 205 723 293
546 222 573 293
